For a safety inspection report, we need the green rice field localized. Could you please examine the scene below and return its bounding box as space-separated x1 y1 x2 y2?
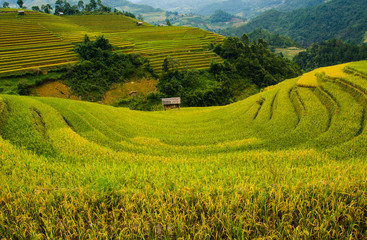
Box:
0 61 366 238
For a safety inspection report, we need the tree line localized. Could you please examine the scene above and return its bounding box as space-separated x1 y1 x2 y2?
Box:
294 39 367 71
1 0 136 18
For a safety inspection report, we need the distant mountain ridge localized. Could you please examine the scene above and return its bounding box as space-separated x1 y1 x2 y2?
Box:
135 0 328 17
220 0 367 47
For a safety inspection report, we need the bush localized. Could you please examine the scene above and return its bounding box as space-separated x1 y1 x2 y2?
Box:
17 81 31 95
66 35 155 101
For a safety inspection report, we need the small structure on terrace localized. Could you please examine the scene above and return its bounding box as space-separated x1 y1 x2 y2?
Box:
161 97 181 111
137 22 143 26
18 10 25 15
58 12 64 16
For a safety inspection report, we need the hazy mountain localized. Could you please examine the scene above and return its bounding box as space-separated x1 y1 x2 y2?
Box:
136 0 216 13
135 0 328 17
197 0 330 17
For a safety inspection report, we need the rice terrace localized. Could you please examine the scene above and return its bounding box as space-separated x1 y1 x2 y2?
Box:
0 4 367 240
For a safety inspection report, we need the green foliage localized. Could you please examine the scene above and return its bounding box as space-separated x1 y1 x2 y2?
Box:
222 0 367 47
66 35 154 101
137 14 143 21
17 81 31 95
294 39 367 71
120 92 164 111
78 0 84 10
213 36 301 87
17 0 23 8
247 28 301 49
209 10 233 23
120 10 136 18
54 0 112 15
41 4 53 13
74 35 112 61
31 6 40 11
2 2 9 8
54 0 80 15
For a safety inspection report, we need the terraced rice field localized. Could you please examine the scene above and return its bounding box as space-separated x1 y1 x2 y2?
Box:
0 11 223 76
0 61 367 238
64 16 224 73
0 12 78 76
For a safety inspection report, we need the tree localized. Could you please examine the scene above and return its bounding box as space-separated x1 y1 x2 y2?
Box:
32 6 40 11
41 4 53 13
54 0 64 13
97 0 102 7
77 0 84 10
89 0 97 11
162 56 179 73
2 2 9 8
17 0 23 8
240 33 249 45
74 35 113 60
137 14 144 21
166 19 172 26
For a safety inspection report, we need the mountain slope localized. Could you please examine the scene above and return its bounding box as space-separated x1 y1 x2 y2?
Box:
1 61 367 237
197 0 327 17
221 0 367 46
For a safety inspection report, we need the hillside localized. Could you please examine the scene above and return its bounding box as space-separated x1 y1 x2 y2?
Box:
0 61 367 238
0 11 224 76
0 10 79 76
221 0 367 47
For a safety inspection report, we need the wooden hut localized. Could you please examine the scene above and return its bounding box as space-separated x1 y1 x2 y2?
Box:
58 12 64 16
137 22 143 26
18 10 25 15
161 97 181 111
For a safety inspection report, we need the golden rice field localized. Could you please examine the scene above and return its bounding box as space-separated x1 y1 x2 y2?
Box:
0 61 367 238
0 10 223 76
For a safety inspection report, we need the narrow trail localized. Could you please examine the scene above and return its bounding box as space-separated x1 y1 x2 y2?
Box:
253 100 264 121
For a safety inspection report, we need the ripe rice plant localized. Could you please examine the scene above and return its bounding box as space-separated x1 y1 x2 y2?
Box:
0 61 367 238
